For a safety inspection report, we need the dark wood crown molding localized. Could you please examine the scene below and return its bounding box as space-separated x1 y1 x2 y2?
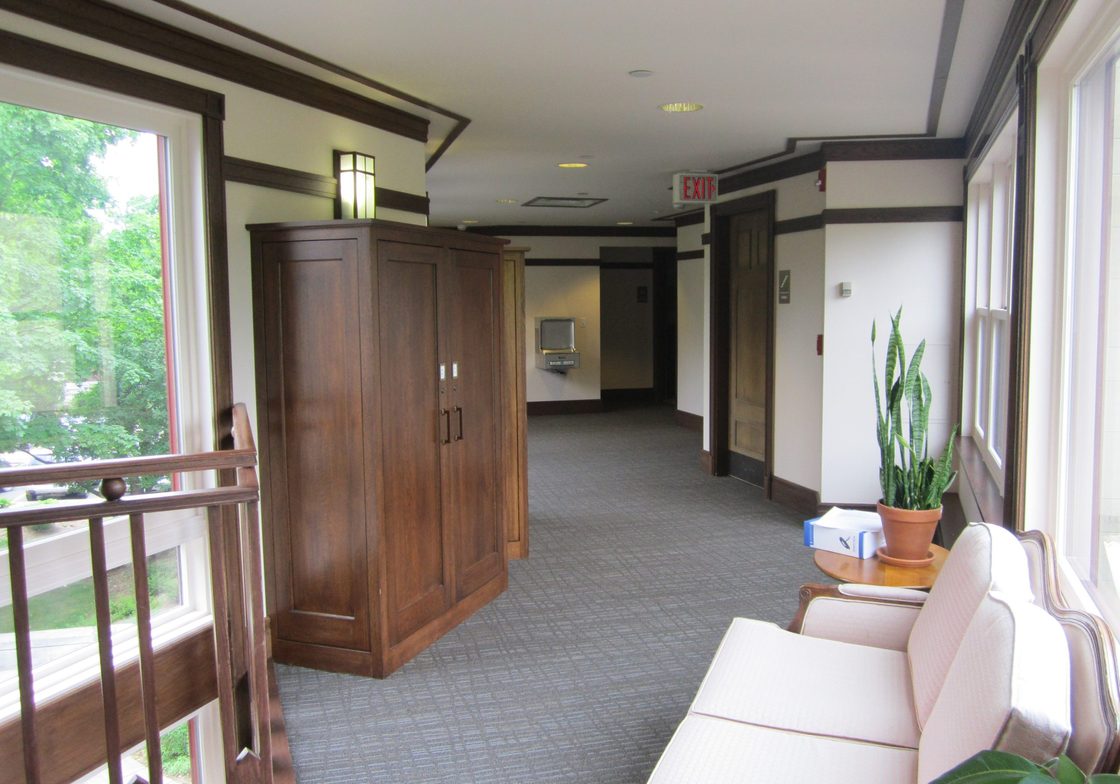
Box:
964 0 1045 162
819 138 967 160
223 157 429 216
467 225 676 238
775 214 825 235
224 157 336 199
0 0 428 142
671 210 705 227
0 28 224 119
145 0 469 170
720 151 823 195
822 206 964 224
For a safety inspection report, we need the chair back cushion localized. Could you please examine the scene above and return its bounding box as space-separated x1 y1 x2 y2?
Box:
908 523 1033 727
917 592 1071 782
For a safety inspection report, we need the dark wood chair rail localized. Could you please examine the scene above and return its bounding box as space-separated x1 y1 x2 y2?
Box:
1 403 272 784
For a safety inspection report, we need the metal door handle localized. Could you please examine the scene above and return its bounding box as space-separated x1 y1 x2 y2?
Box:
440 408 451 444
453 406 464 441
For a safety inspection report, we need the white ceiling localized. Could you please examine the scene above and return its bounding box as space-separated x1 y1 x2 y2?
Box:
117 0 1014 228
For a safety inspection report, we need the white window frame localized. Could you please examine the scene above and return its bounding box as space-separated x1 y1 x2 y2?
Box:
1026 0 1120 626
0 63 216 611
964 117 1017 489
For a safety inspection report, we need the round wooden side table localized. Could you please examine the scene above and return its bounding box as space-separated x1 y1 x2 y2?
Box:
813 544 949 590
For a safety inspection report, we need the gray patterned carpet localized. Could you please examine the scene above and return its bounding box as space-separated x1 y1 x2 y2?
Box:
276 406 825 783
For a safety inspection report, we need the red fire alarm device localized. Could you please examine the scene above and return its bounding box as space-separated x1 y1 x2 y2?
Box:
816 166 827 192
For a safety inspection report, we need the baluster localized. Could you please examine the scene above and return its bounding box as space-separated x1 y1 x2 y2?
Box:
240 498 272 780
129 512 163 784
8 526 41 783
89 516 124 784
207 505 240 781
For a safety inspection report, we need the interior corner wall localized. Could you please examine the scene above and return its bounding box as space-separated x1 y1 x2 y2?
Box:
818 159 964 505
0 11 431 442
523 266 601 403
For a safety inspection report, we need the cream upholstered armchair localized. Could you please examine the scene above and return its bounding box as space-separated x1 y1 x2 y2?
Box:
647 523 1119 783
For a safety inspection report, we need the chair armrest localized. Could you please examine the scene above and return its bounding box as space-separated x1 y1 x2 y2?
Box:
838 584 929 603
788 583 924 651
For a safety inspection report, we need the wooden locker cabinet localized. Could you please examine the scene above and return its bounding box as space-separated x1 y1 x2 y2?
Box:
250 219 514 677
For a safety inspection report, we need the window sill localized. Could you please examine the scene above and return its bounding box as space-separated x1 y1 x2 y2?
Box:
957 436 1006 524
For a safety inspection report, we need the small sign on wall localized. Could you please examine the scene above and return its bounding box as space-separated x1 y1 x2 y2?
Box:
779 269 791 304
637 285 649 303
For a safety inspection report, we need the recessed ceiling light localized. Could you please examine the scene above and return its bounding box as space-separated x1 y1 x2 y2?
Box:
659 102 704 113
617 221 634 225
461 219 479 224
628 69 654 78
496 198 517 204
557 162 589 169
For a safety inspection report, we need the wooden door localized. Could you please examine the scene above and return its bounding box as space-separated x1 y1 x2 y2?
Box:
377 240 453 646
258 236 372 651
501 248 529 559
727 209 770 486
447 247 506 600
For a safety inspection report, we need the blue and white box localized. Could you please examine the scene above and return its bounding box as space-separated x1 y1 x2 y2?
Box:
803 507 885 559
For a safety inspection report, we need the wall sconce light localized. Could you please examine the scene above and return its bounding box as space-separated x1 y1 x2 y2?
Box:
334 150 376 219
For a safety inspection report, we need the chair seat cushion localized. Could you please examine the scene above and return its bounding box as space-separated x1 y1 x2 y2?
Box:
647 714 917 784
689 618 920 749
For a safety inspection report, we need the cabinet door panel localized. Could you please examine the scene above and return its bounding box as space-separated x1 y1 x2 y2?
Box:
377 240 453 645
447 248 506 599
261 239 370 650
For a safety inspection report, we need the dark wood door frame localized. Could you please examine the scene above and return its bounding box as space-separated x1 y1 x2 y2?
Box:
709 190 777 494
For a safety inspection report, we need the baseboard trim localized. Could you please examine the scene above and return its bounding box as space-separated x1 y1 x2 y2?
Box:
770 477 820 517
675 410 703 431
700 449 713 474
526 399 604 416
601 387 656 406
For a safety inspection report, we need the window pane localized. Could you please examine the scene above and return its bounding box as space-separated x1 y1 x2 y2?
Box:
0 101 172 499
0 102 184 693
991 316 1008 465
975 312 989 436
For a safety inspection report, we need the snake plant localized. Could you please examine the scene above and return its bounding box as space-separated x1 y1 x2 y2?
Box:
872 308 958 510
931 750 1120 783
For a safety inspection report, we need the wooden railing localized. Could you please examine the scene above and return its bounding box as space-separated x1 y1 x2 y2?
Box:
0 403 271 783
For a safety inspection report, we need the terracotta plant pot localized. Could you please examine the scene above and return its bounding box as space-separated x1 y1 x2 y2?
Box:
876 502 942 567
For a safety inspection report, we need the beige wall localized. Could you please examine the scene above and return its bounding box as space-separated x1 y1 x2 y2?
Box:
524 266 601 403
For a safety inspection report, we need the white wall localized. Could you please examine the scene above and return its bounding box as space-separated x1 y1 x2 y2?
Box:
524 266 601 403
676 223 707 421
773 230 825 492
818 159 963 504
819 222 962 503
600 267 654 390
0 10 430 438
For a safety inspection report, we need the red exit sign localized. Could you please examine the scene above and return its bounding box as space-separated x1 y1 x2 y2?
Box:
672 172 719 204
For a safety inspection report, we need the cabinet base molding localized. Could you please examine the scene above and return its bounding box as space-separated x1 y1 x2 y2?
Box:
271 573 508 678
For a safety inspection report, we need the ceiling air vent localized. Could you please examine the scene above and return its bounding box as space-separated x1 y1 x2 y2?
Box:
523 196 607 208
